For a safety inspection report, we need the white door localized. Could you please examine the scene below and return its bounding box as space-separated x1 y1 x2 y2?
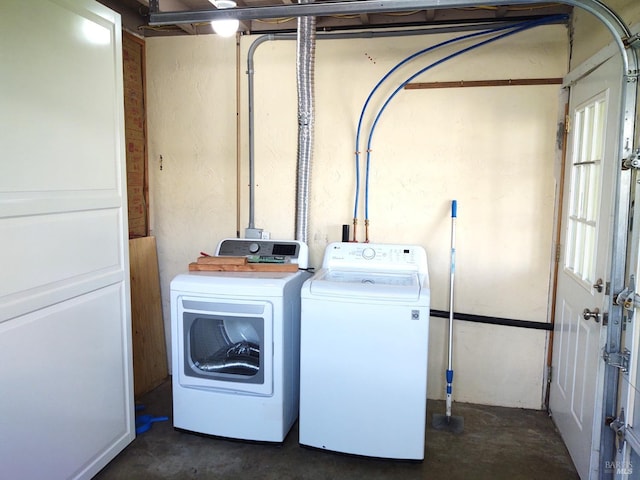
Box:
550 55 622 480
0 1 134 479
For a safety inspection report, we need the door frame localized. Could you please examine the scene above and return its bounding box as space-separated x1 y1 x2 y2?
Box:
592 38 638 480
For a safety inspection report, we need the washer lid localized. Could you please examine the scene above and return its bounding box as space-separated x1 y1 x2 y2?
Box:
309 270 421 300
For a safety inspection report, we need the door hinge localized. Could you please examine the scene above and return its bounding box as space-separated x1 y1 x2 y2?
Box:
603 348 631 373
565 114 571 134
555 244 561 263
621 148 640 170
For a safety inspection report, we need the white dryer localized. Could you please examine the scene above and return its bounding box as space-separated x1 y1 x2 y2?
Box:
299 242 430 460
171 239 311 442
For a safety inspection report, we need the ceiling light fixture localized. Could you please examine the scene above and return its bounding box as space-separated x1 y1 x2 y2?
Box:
208 0 239 37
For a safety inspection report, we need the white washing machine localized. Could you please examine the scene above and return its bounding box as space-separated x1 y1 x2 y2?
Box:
299 242 430 460
171 239 311 442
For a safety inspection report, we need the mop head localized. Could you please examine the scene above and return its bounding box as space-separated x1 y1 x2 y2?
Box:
432 413 464 434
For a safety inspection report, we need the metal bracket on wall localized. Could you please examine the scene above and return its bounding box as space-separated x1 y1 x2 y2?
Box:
621 148 640 170
624 33 640 50
603 348 631 373
608 409 640 455
615 275 640 323
609 408 627 452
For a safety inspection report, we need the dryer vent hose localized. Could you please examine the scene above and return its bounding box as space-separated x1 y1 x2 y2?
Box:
294 0 316 243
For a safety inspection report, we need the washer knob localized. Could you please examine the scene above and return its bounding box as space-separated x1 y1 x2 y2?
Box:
248 242 260 253
362 247 376 260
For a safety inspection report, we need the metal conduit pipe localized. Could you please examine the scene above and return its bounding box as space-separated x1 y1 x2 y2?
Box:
246 34 278 231
245 21 530 236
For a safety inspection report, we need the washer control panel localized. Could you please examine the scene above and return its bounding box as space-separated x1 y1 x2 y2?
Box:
361 247 376 260
322 242 427 274
216 238 309 269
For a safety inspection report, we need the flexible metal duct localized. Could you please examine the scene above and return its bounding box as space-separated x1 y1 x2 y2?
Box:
294 0 316 243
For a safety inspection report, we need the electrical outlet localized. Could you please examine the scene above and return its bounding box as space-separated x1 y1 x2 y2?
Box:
244 228 262 239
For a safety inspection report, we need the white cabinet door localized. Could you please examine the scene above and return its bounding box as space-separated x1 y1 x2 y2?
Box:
0 1 134 479
549 55 622 480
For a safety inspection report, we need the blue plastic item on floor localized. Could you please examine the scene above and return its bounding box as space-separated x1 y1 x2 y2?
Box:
135 414 169 434
135 406 168 434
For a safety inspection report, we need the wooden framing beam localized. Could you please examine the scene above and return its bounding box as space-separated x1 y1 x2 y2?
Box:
405 77 563 89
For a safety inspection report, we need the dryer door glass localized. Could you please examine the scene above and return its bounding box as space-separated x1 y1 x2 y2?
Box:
183 312 265 385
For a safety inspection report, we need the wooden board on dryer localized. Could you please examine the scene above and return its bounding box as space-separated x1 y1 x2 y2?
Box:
196 256 247 265
188 262 299 272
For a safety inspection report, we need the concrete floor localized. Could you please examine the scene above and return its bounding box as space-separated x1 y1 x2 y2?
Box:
95 379 579 480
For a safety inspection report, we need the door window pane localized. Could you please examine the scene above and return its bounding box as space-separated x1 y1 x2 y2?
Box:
564 94 607 286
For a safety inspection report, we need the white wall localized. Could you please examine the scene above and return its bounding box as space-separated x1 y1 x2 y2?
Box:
147 24 569 409
146 35 238 366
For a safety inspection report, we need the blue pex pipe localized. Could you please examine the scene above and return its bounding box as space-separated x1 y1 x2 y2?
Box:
362 14 569 222
352 22 522 220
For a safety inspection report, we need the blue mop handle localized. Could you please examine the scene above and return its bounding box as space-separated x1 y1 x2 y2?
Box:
450 200 456 275
446 200 457 418
446 369 454 416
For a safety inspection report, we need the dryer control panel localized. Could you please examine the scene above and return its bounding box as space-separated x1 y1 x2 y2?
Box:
216 238 309 269
322 242 427 274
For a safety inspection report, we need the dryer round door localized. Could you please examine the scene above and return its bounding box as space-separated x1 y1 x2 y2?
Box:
176 296 274 396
